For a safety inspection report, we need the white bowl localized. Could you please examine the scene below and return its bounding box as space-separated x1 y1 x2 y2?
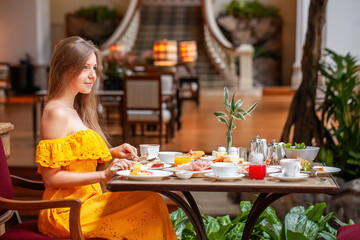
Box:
158 151 183 164
211 162 238 177
283 146 320 161
200 156 216 163
175 171 193 179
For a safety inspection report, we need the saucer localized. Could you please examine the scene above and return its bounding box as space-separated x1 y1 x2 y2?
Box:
269 173 309 182
204 173 245 181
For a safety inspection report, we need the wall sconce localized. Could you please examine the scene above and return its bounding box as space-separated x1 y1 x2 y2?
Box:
179 41 197 63
153 39 178 67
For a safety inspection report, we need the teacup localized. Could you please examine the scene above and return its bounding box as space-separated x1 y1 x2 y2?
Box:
211 162 238 177
280 159 301 177
139 144 160 159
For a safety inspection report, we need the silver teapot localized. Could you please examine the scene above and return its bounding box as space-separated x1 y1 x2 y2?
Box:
249 135 267 161
267 139 285 162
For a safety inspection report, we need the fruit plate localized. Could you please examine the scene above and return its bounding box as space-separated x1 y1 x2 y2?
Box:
117 170 173 181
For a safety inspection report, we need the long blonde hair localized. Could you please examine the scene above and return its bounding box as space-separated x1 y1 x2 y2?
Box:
47 36 110 146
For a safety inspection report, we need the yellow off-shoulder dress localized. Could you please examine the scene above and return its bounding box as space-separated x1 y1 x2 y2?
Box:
35 129 176 240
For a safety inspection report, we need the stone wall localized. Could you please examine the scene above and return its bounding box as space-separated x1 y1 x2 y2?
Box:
217 15 282 86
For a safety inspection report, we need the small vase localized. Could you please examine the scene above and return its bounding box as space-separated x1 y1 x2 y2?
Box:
226 131 233 153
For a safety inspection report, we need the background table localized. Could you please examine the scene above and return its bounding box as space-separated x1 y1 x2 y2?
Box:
108 173 340 240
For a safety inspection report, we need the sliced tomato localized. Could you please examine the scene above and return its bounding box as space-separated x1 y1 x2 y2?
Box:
152 163 164 168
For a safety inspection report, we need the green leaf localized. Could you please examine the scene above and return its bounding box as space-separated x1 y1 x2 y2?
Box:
306 202 326 222
289 206 306 214
246 101 259 115
240 201 252 213
224 87 230 111
233 113 246 120
285 212 319 240
234 99 243 109
215 116 229 126
317 231 337 240
230 93 236 114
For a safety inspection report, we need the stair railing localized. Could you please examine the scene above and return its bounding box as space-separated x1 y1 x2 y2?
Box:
202 0 260 94
101 0 141 54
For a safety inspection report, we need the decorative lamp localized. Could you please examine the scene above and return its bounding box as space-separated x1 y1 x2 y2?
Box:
108 42 125 59
179 41 197 63
153 40 178 67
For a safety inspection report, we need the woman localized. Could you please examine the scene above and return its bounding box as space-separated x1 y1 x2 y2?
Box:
35 36 176 239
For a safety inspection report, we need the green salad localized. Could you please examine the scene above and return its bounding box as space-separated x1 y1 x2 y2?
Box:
283 142 307 149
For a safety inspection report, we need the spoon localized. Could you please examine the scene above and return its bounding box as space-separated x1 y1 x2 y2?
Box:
310 169 328 183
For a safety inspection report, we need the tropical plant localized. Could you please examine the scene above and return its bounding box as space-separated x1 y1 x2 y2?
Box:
224 0 278 19
75 6 119 23
317 49 360 181
170 201 354 240
214 87 258 153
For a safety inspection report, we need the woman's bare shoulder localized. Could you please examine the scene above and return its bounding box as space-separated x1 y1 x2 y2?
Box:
40 101 74 139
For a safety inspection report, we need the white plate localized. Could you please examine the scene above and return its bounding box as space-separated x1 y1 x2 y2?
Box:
205 173 245 181
165 167 212 174
238 161 250 166
269 173 309 181
238 166 280 176
149 163 172 170
301 166 341 175
116 170 173 181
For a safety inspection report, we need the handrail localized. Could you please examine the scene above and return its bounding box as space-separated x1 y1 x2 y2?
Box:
201 0 260 95
100 0 141 52
201 0 235 53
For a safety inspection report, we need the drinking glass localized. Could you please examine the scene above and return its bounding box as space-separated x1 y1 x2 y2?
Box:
174 154 191 167
248 152 266 180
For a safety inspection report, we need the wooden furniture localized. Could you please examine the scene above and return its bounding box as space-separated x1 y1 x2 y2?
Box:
0 123 14 159
122 74 172 144
108 172 340 240
0 63 11 102
0 137 87 240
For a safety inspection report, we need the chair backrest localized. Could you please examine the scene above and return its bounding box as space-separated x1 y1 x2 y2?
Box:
0 63 11 87
123 74 162 111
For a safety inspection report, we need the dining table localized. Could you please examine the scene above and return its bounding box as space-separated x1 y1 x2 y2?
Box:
107 169 341 240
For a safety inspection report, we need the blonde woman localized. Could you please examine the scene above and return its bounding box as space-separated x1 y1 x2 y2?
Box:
35 36 176 239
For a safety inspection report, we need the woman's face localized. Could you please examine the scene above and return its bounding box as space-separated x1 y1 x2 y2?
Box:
69 52 97 94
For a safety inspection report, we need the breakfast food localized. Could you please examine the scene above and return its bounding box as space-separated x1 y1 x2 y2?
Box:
223 156 244 164
212 150 227 158
175 160 211 171
314 167 326 172
130 164 152 176
189 150 205 160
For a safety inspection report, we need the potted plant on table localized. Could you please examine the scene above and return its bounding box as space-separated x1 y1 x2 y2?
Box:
214 87 258 153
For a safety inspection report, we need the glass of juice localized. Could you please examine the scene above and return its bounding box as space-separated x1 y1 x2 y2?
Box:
174 154 191 167
248 152 266 180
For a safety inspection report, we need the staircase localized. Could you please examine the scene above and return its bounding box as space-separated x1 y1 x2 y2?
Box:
132 5 224 88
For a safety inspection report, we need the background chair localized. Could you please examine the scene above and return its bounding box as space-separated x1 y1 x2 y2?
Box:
0 63 11 102
122 74 172 144
0 137 86 240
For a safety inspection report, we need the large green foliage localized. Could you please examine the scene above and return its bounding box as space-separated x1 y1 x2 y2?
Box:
75 6 119 23
224 0 278 19
317 49 360 181
170 201 353 240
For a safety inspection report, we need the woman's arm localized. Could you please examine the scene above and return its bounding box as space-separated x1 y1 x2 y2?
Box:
41 158 133 188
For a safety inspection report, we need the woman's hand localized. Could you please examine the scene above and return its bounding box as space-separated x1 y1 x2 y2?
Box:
103 158 135 182
110 143 138 160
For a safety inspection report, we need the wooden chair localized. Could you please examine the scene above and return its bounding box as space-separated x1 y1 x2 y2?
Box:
0 63 11 102
122 74 172 144
0 138 101 240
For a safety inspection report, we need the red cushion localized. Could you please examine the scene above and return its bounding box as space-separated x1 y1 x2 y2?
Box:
0 138 13 200
0 220 106 240
337 224 360 240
